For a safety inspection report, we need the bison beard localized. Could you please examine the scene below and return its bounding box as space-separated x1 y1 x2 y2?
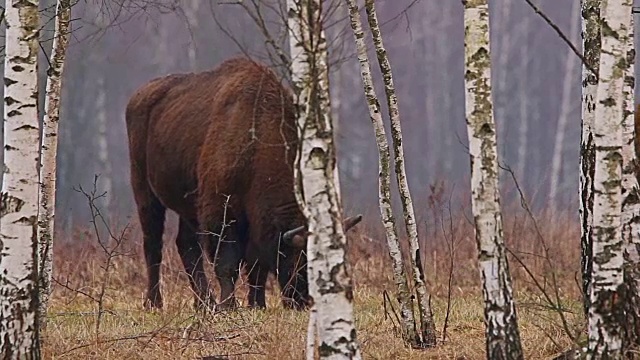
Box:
125 57 362 311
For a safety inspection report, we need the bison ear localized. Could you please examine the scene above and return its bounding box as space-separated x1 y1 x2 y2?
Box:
282 233 307 249
282 225 306 247
290 234 307 249
343 214 363 231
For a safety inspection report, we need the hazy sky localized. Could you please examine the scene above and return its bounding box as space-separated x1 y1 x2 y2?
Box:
4 0 617 238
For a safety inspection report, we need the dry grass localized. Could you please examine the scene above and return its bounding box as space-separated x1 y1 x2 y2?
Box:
42 201 586 359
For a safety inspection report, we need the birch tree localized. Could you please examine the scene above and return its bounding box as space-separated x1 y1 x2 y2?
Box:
38 0 72 329
493 0 512 160
0 0 42 358
94 9 112 222
287 1 361 358
621 8 640 351
579 0 600 317
515 18 532 187
462 1 524 358
184 0 201 71
344 0 425 348
363 0 436 346
586 0 631 356
95 74 111 215
549 0 581 210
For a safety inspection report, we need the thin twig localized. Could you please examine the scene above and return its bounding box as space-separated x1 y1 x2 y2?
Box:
522 0 598 80
440 189 456 343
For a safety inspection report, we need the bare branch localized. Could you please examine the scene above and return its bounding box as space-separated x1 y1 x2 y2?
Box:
522 0 598 80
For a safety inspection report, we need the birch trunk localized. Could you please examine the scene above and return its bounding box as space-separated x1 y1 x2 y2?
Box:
37 0 71 330
0 0 42 357
93 6 111 221
515 44 530 182
549 0 580 211
586 0 631 356
157 15 171 73
493 0 511 159
95 74 111 222
344 0 421 348
462 1 524 358
363 0 436 347
287 0 316 354
579 0 601 317
621 8 640 351
288 1 361 358
438 4 454 177
184 0 201 71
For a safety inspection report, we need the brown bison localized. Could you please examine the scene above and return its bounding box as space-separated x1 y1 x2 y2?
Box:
125 56 362 311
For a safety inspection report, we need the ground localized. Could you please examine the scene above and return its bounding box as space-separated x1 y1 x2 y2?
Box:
42 206 585 359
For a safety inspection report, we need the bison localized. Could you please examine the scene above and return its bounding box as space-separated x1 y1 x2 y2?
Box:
124 56 362 311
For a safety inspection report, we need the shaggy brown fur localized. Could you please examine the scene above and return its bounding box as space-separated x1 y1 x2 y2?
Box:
125 56 362 311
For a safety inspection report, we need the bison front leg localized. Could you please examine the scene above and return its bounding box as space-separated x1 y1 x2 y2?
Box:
176 218 216 311
246 262 268 308
277 251 311 311
136 196 166 310
208 230 243 311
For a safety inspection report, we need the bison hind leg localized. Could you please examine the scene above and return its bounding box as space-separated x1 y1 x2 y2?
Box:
136 195 166 310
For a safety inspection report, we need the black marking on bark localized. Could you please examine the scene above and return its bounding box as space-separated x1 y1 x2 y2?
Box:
581 133 596 315
15 124 38 131
4 97 18 106
601 97 616 107
4 78 17 87
1 193 25 218
479 123 494 136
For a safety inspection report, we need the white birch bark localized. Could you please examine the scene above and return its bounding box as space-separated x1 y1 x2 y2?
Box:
363 0 436 346
287 0 316 353
462 1 523 358
306 307 317 360
549 0 580 211
288 1 361 358
344 0 420 347
37 0 71 329
587 0 631 356
621 7 640 350
0 0 42 357
580 0 601 317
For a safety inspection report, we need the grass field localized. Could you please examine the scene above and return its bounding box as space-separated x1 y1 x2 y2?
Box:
42 205 586 359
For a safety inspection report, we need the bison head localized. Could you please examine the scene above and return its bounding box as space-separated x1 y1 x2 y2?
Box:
277 214 363 310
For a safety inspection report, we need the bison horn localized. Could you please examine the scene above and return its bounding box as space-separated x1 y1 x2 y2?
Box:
282 214 362 249
343 214 363 231
282 225 306 245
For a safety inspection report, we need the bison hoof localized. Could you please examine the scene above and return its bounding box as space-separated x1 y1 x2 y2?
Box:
282 298 310 311
193 295 217 313
248 302 266 310
215 297 239 312
143 296 163 310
